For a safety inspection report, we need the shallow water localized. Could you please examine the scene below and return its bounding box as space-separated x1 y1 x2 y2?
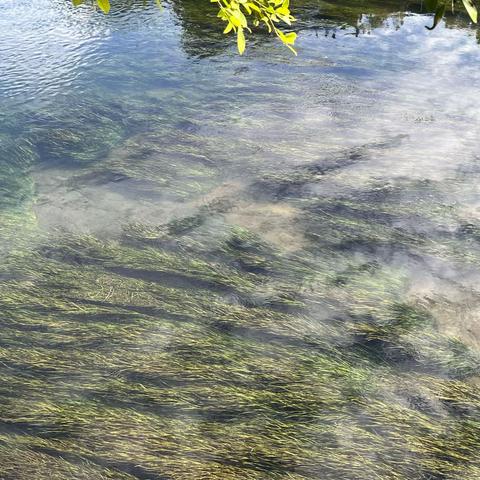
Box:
1 1 480 479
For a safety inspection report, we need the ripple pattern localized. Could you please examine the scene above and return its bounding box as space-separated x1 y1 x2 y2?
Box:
0 0 170 104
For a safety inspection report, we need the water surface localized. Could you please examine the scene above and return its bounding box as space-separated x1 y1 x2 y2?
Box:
1 1 480 479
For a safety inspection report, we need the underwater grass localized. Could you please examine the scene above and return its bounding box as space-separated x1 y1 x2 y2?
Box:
0 203 479 479
1 124 480 480
1 14 480 477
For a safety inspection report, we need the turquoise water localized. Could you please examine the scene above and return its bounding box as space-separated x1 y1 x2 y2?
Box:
1 1 480 479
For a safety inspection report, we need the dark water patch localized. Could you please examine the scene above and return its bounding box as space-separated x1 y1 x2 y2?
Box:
107 265 239 294
32 446 164 480
0 421 76 440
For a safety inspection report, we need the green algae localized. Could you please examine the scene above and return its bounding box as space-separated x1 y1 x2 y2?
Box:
0 1 480 478
2 125 480 480
4 136 479 479
0 206 479 478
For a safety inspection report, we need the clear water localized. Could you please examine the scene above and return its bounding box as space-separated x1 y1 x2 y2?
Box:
1 1 480 479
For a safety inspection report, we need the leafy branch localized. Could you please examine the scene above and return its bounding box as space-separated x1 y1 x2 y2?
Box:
213 0 296 54
71 0 296 54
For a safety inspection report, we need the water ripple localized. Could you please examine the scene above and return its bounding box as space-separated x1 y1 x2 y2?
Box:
0 0 168 104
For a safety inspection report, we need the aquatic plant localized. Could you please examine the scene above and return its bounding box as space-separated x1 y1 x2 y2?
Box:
1 208 480 479
1 1 480 477
2 128 480 477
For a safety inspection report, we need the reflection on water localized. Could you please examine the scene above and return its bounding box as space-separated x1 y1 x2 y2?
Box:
1 0 480 479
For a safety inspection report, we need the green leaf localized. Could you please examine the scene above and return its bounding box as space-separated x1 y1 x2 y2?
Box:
237 27 246 55
223 21 234 34
72 0 84 5
96 0 110 14
283 31 297 44
231 9 248 28
425 2 446 30
462 0 478 23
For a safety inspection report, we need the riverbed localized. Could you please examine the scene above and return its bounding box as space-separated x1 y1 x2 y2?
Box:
0 1 479 478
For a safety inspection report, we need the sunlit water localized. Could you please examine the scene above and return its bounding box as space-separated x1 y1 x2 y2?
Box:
1 1 480 479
